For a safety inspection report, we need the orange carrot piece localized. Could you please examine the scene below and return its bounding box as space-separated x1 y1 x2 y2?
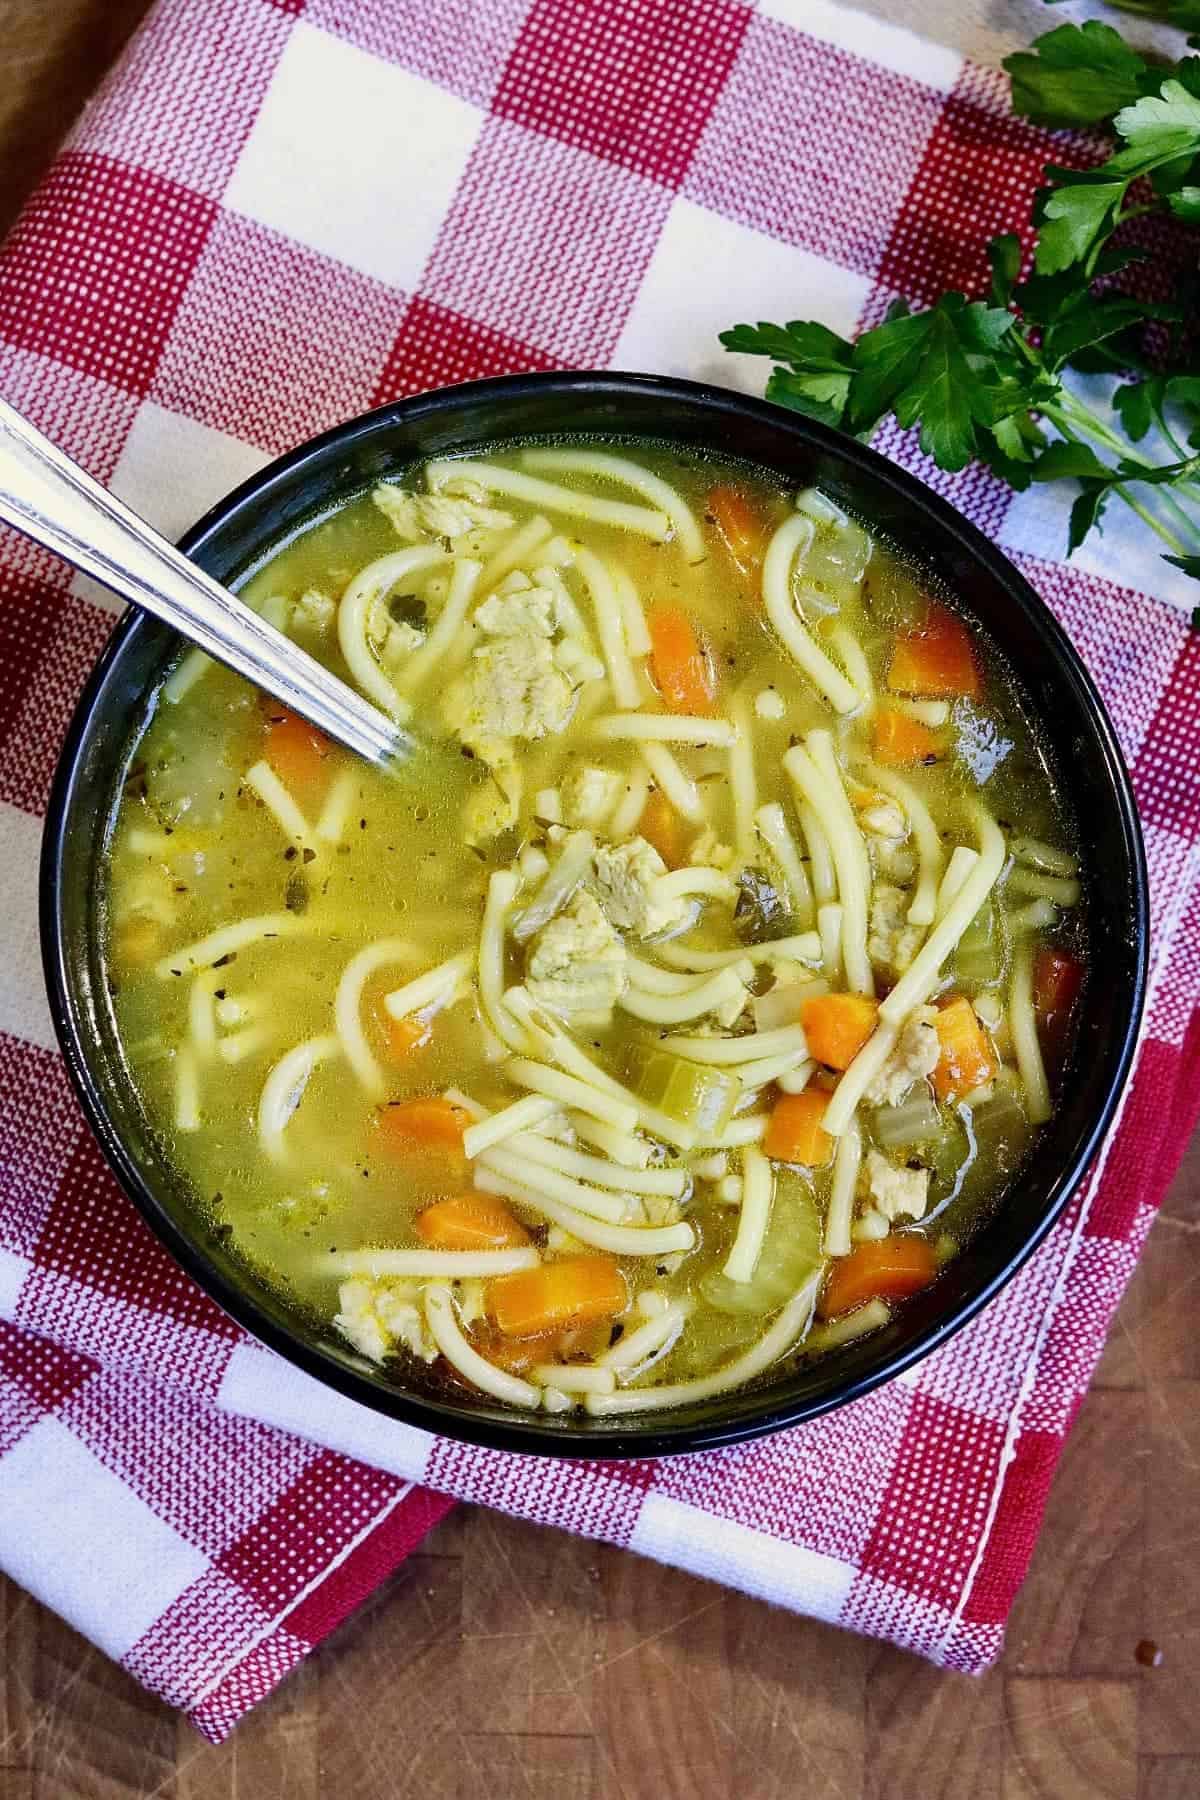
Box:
489 1255 626 1339
707 484 764 572
415 1194 530 1251
1034 946 1084 1023
380 1010 432 1062
886 604 981 699
818 1235 938 1319
467 1324 563 1374
263 705 334 791
647 605 716 716
764 1090 835 1166
872 707 943 766
801 992 879 1071
638 786 685 869
378 1096 470 1154
931 995 998 1100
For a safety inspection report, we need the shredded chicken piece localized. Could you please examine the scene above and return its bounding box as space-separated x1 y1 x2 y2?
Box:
865 1004 939 1106
689 827 737 870
526 890 629 1019
593 836 692 938
372 484 511 542
561 763 624 831
864 1149 930 1223
292 587 335 633
335 1278 437 1364
868 883 925 980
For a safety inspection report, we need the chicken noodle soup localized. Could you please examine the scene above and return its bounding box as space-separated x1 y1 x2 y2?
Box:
106 445 1086 1416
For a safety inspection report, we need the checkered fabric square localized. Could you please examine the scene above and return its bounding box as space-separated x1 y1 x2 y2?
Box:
1 0 1196 1742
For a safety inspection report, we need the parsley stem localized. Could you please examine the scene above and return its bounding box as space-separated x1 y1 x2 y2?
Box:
1050 394 1200 536
1113 489 1193 557
1049 411 1197 558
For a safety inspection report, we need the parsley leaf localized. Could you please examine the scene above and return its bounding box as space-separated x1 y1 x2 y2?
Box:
1036 176 1129 275
1114 79 1200 164
721 18 1200 586
1005 23 1152 127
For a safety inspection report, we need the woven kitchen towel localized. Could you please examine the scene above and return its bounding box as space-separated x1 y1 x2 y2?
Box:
1 0 1197 1744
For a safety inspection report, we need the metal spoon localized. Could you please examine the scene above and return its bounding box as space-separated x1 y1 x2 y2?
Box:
0 400 408 769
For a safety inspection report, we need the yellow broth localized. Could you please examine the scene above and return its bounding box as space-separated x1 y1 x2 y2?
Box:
103 445 1084 1414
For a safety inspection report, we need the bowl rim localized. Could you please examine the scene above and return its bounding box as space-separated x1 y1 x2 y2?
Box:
40 370 1150 1458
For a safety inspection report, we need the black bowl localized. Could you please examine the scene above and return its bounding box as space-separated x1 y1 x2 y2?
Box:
40 373 1148 1458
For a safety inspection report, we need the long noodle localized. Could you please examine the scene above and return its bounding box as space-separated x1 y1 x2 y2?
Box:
424 1284 541 1410
785 737 872 994
461 1094 559 1159
477 1145 632 1224
1010 938 1052 1124
476 516 552 594
755 801 814 926
618 965 745 1026
258 1035 341 1162
722 1145 773 1282
824 1117 861 1256
394 556 482 697
761 514 860 713
474 1166 693 1256
797 800 836 905
243 761 313 849
641 742 703 822
863 761 945 927
591 712 735 748
338 545 445 716
425 459 672 540
479 872 531 1055
610 563 654 655
574 548 641 708
339 1247 538 1279
584 1275 820 1415
519 449 706 563
596 1299 694 1375
335 937 418 1096
879 801 1006 1022
155 913 312 979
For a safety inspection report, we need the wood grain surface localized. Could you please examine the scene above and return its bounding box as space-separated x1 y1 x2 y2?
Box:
1 2 1196 1794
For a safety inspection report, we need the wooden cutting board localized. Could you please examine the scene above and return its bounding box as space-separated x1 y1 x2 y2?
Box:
0 4 1195 1795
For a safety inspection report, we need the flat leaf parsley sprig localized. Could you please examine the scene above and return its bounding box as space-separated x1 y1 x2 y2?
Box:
721 21 1200 586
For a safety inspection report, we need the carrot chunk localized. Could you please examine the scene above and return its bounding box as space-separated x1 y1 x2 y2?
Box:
647 605 716 715
466 1324 564 1373
380 1010 432 1062
263 705 334 791
931 995 998 1100
415 1194 530 1251
872 707 943 766
378 1096 470 1154
1034 946 1084 1023
801 992 879 1071
886 604 981 699
638 786 685 869
707 484 764 573
818 1235 938 1319
764 1089 835 1166
489 1255 627 1339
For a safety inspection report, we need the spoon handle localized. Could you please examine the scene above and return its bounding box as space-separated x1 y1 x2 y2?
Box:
0 400 407 768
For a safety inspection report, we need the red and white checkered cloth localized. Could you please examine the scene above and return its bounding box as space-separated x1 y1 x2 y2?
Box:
1 0 1197 1743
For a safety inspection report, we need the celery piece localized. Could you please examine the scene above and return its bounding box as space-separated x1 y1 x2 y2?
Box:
701 1180 824 1317
622 1040 741 1135
871 1090 943 1151
955 897 1004 984
970 1084 1030 1175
